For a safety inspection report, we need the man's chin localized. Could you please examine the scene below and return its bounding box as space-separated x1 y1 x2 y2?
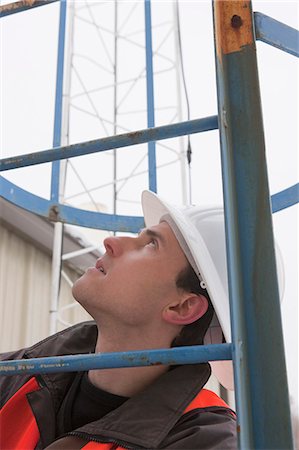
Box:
71 280 94 315
72 276 87 304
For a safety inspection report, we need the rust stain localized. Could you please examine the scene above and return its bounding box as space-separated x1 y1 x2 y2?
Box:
48 205 59 222
0 0 37 14
129 130 145 143
121 355 166 367
214 1 254 58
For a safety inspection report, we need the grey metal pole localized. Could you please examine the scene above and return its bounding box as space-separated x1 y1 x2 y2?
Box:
173 0 188 205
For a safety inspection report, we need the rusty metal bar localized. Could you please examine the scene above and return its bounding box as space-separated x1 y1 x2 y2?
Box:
0 0 59 18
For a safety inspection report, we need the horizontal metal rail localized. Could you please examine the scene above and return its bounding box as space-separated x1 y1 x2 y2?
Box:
271 183 299 213
0 343 232 376
0 0 59 18
255 12 299 58
0 116 218 172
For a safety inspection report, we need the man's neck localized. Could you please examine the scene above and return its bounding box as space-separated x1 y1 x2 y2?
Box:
88 326 172 397
88 365 168 397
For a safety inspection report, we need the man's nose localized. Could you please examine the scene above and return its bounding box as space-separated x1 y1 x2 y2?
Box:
103 236 133 257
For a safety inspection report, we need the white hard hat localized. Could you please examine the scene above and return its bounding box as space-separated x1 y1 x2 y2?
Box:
141 190 285 390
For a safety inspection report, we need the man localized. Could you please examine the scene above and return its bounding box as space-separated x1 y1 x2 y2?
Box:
0 191 237 449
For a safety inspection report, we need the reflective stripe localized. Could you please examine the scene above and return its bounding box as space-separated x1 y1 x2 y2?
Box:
83 443 115 449
0 377 40 450
83 443 126 449
184 388 235 416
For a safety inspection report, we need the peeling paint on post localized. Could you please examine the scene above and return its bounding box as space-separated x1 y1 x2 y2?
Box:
214 1 253 59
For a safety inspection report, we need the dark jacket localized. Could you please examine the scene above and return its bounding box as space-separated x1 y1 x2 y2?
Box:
0 322 237 449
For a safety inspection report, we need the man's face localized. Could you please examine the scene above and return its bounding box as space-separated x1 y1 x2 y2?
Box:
72 221 189 328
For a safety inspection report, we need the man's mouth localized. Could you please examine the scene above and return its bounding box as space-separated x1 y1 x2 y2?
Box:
95 259 106 274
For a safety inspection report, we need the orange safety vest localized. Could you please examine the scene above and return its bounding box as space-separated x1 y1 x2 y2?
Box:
0 377 234 450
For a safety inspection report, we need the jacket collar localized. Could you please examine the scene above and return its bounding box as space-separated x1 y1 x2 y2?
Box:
76 363 211 448
25 322 211 448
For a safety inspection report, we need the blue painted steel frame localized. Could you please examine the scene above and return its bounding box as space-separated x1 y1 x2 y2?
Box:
271 183 299 213
212 1 294 449
0 344 232 376
255 12 299 57
51 0 67 202
0 116 218 171
1 175 297 233
144 0 157 192
0 176 144 232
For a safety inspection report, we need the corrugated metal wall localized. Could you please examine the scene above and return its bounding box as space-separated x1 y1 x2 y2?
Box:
0 222 91 352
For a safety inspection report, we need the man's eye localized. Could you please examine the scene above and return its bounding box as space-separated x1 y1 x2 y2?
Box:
147 239 157 248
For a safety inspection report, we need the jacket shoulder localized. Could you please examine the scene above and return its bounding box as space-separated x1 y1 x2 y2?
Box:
0 322 97 409
27 321 97 358
160 405 237 449
1 321 97 362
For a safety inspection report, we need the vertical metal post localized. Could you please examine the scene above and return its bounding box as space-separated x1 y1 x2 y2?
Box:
49 0 67 334
50 223 64 334
173 0 188 205
144 0 157 192
113 0 118 215
212 1 293 449
51 0 67 203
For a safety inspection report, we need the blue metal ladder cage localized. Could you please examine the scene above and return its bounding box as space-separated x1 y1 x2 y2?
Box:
0 1 298 448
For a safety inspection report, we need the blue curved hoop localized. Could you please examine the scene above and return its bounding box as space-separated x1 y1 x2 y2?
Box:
1 176 298 234
0 176 144 233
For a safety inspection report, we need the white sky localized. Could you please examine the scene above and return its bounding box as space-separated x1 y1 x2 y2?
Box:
1 0 298 422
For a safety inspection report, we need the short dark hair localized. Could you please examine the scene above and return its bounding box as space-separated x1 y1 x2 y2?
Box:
172 262 214 347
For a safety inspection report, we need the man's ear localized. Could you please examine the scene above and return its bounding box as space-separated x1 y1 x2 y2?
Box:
162 294 208 325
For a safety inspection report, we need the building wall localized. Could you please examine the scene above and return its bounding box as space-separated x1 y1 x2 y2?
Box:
0 222 91 352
